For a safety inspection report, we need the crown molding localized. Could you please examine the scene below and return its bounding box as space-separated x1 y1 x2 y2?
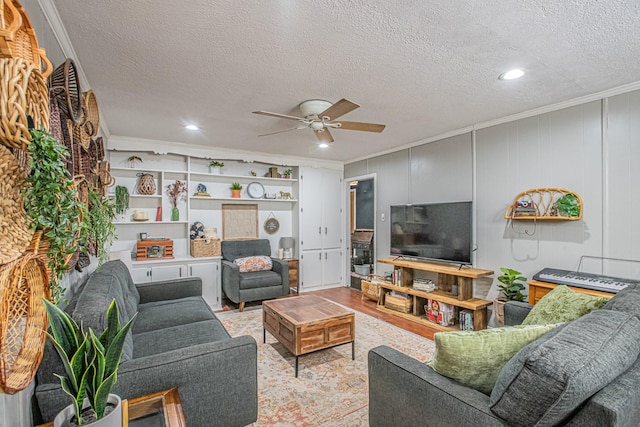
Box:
36 0 110 138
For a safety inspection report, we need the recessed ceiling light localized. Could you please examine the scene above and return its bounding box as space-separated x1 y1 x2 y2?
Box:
499 69 524 80
185 124 199 130
318 143 329 148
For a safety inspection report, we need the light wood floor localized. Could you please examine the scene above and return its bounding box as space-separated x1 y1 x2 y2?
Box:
222 286 439 341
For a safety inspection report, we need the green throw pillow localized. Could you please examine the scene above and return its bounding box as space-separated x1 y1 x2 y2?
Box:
522 285 609 325
427 324 559 395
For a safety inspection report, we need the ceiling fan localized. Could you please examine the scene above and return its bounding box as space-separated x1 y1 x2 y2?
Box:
252 98 385 144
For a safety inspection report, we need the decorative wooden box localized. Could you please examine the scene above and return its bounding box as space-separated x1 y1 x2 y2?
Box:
136 239 174 261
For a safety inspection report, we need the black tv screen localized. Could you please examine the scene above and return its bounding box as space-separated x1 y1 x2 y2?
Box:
390 201 472 264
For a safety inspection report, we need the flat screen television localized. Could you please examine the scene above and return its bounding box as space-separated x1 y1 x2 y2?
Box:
390 201 472 264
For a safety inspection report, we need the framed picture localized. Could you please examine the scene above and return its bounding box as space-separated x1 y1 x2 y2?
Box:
222 204 258 240
139 232 148 240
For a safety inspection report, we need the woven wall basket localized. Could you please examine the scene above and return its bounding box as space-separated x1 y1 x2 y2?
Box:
0 145 34 265
0 57 49 149
49 59 82 125
0 253 50 394
0 0 52 78
82 90 99 137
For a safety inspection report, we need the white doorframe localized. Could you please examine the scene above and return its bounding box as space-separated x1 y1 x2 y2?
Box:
344 173 377 286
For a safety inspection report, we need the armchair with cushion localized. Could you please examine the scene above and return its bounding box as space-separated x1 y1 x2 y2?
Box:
221 239 289 311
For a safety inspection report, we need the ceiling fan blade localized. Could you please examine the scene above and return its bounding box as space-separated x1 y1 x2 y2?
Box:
253 111 306 121
318 98 359 120
333 120 386 133
314 128 334 144
258 126 304 137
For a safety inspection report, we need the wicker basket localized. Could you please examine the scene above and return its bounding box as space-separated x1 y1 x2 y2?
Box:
361 280 380 302
190 238 221 257
0 253 50 394
0 57 49 149
0 145 34 264
49 59 82 124
82 90 99 137
0 0 52 78
384 293 412 313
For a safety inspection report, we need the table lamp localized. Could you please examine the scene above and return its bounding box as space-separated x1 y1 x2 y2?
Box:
279 237 295 259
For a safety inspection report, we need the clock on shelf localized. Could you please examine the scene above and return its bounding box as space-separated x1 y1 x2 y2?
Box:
247 181 265 199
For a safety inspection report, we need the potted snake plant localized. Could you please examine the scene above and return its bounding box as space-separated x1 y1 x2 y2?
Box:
494 267 527 325
44 298 136 426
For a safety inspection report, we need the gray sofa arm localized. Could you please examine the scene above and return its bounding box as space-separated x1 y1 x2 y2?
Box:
221 260 240 302
271 258 290 292
36 336 258 427
136 277 202 303
504 301 533 326
368 346 505 427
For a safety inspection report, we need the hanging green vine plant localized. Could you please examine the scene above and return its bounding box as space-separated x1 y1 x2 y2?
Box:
81 187 116 265
23 127 84 302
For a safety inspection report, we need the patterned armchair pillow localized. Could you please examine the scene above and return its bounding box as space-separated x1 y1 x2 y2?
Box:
234 256 273 273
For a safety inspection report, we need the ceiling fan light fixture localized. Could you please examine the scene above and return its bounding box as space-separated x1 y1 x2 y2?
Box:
499 69 524 80
185 124 199 130
318 143 329 148
310 121 324 131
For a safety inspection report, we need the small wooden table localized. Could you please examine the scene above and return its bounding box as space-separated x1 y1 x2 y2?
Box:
38 388 186 427
262 295 355 377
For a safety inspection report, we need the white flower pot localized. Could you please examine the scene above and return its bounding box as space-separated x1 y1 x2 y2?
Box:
54 394 122 427
210 166 222 175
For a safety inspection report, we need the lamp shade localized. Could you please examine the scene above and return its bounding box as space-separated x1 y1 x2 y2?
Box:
279 237 295 249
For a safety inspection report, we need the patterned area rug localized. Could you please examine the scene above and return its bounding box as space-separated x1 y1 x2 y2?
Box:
216 304 435 426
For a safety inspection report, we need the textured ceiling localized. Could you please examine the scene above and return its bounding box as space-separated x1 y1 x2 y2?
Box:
52 0 640 162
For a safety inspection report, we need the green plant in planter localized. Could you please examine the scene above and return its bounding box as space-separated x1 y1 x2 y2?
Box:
209 160 224 168
81 188 116 266
23 128 84 303
114 185 129 216
43 298 136 425
230 182 242 190
283 169 293 178
553 193 580 217
497 267 527 302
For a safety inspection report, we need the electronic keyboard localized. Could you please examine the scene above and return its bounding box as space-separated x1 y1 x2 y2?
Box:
532 268 639 294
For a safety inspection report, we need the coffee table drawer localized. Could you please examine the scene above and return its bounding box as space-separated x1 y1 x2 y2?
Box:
299 316 354 354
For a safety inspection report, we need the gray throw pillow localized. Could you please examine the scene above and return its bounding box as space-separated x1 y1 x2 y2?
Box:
602 283 640 317
489 310 640 427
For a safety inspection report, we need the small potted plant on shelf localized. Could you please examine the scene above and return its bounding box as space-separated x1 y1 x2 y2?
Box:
230 182 242 198
209 160 224 174
114 185 129 221
166 180 187 221
43 298 136 427
283 169 293 179
494 267 527 325
553 193 580 217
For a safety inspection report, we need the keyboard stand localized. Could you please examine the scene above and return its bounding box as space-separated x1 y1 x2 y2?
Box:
527 280 615 305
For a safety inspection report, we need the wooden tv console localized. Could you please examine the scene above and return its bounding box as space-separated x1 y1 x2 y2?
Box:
377 258 494 331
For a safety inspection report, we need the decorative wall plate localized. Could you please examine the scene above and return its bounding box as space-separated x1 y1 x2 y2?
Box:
264 217 280 234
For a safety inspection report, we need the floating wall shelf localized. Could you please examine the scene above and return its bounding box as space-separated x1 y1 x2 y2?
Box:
504 188 583 221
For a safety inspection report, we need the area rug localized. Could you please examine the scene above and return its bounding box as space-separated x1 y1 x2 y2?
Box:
216 305 435 426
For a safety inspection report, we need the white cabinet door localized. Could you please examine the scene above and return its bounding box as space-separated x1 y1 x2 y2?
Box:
322 169 342 249
300 168 324 250
151 264 185 281
131 267 151 283
189 261 220 308
323 248 342 287
300 250 323 290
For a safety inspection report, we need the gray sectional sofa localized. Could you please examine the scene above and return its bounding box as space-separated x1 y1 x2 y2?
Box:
34 260 258 427
368 284 640 426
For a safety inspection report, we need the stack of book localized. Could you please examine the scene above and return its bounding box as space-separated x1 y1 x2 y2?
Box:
459 309 474 330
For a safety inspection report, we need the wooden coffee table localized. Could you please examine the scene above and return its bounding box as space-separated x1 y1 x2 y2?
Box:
262 295 355 377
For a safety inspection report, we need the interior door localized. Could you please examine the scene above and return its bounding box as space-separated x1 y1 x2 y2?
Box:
301 168 324 250
322 169 343 249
